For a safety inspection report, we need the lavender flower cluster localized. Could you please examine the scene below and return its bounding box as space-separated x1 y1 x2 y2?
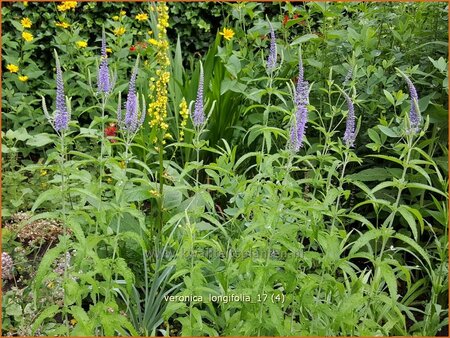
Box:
97 29 111 93
54 51 70 132
343 92 356 148
118 64 145 134
192 63 205 127
403 74 421 132
290 56 309 152
266 22 277 72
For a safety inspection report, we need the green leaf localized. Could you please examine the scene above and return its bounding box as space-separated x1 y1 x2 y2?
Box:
70 306 93 335
347 168 393 182
163 186 183 210
397 205 418 241
71 187 101 208
26 133 54 147
378 125 400 138
33 244 65 299
371 181 397 194
32 188 61 211
349 229 383 256
291 34 319 45
31 305 60 334
383 90 395 106
394 233 432 271
379 262 398 300
406 182 447 198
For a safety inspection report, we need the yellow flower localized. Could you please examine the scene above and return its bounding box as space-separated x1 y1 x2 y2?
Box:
6 64 19 73
57 1 77 11
136 13 149 22
22 31 33 42
70 319 77 325
149 190 160 197
23 1 28 7
112 15 120 21
20 17 32 28
178 98 189 141
47 281 54 288
76 40 87 48
40 169 48 176
19 75 29 82
55 21 70 29
148 3 171 145
113 27 126 36
106 48 112 53
120 10 126 16
219 28 235 41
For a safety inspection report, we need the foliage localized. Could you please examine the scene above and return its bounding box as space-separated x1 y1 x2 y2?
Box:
2 1 448 337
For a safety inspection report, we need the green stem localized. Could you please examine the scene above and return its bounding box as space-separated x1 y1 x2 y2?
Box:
157 132 165 248
259 74 274 175
331 152 349 228
96 94 107 236
59 131 70 336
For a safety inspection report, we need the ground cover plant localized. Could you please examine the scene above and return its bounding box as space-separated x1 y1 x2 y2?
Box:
1 1 449 336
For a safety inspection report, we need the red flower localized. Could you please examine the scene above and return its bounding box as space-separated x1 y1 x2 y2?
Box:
283 15 289 26
130 45 136 52
105 123 117 143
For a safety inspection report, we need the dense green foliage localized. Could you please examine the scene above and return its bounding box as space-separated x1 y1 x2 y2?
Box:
2 1 448 336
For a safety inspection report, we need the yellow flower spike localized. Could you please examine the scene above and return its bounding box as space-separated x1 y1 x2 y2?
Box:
76 40 87 48
22 31 33 42
147 3 171 145
20 17 32 28
18 75 28 82
6 64 19 73
219 27 235 41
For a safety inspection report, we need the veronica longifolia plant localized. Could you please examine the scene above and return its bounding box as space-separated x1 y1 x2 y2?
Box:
41 50 71 134
289 52 309 152
342 92 357 148
266 21 277 73
118 60 145 137
192 62 205 128
97 28 111 94
397 68 421 133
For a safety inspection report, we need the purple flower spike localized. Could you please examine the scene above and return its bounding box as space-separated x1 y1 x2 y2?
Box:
294 55 309 107
97 29 110 93
290 103 308 152
343 92 356 148
54 51 69 132
290 54 309 152
124 67 139 132
405 75 420 132
192 63 205 127
266 22 277 72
